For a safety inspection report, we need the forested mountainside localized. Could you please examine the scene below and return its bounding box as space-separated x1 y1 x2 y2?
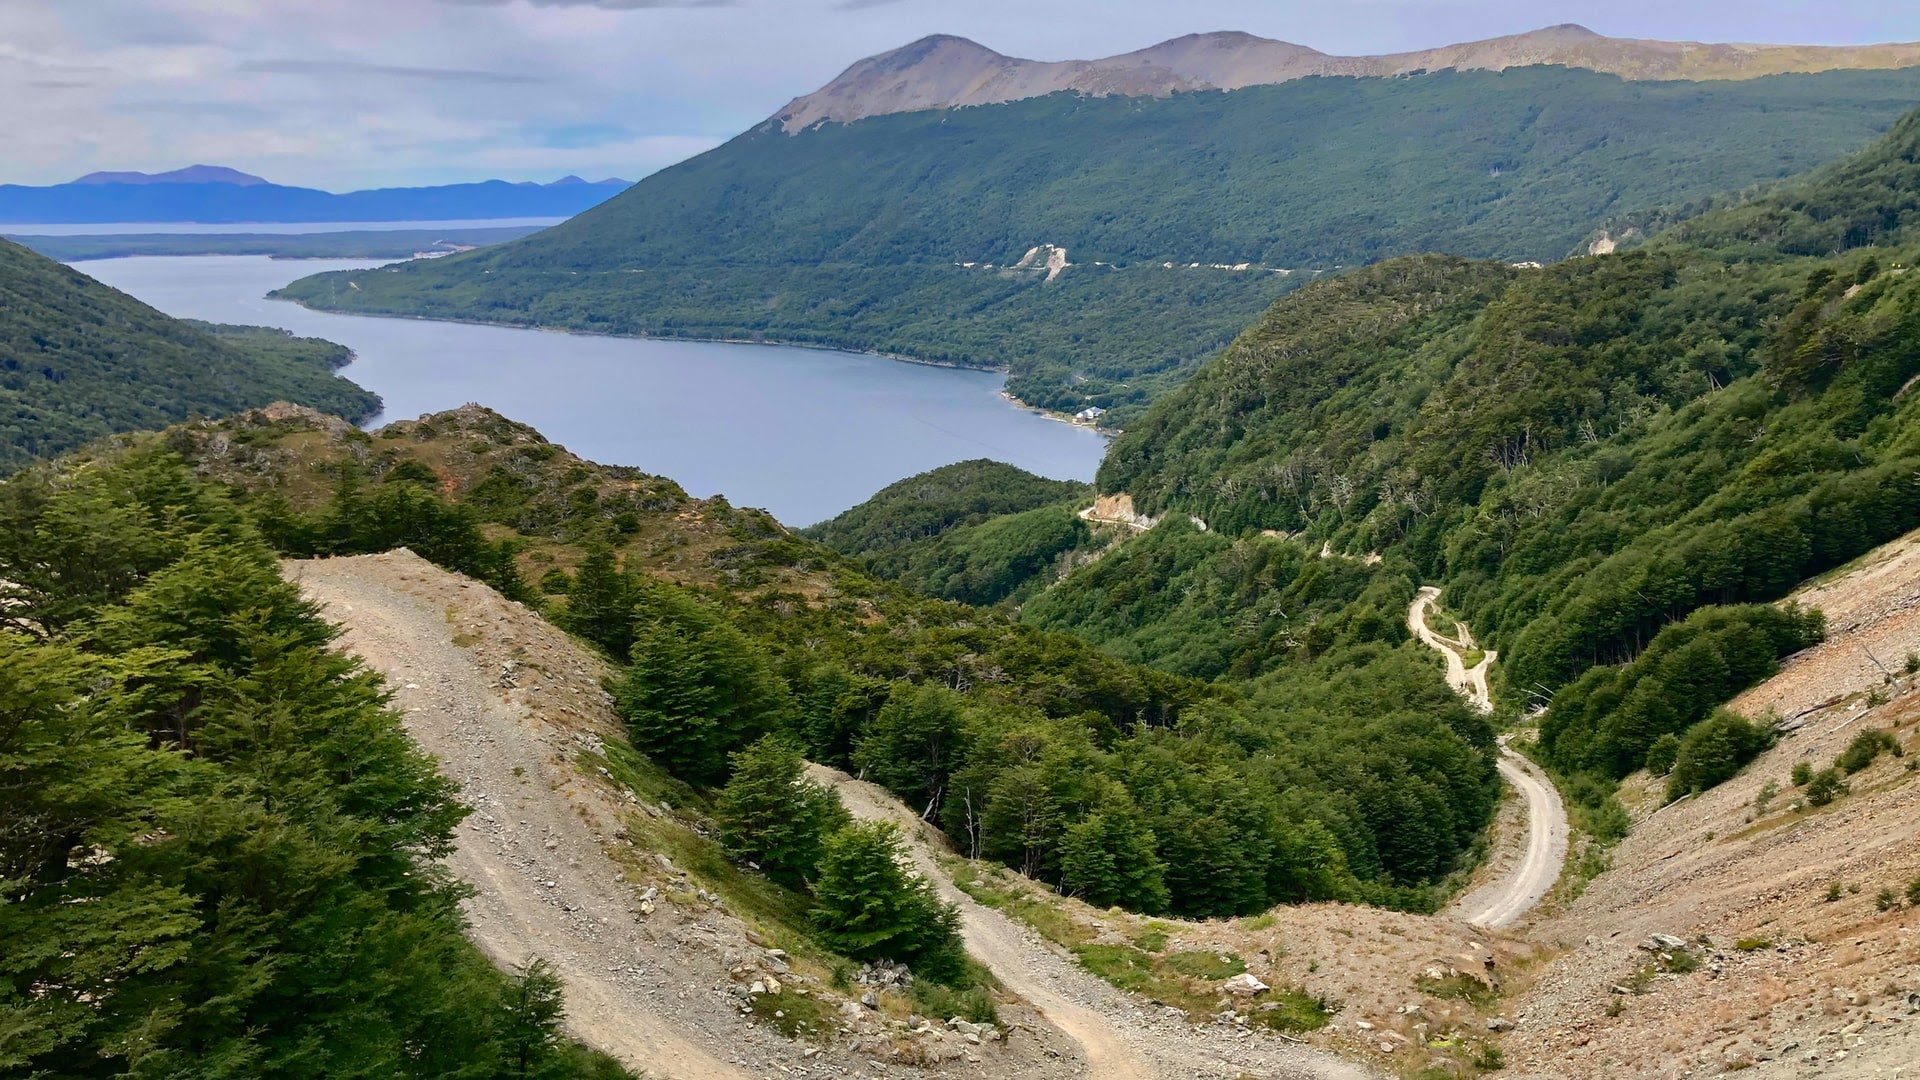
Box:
0 239 379 471
0 451 630 1077
274 66 1920 424
968 107 1920 819
55 402 1499 920
801 459 1092 606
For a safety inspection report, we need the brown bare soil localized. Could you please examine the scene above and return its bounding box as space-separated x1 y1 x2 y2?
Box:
1508 529 1920 1078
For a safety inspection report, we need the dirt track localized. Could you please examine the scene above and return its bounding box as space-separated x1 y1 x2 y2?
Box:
290 553 762 1078
810 765 1383 1080
1411 588 1567 929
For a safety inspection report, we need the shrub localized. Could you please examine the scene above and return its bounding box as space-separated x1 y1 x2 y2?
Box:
1791 761 1813 786
1876 888 1899 912
1645 733 1681 776
1805 768 1850 807
1835 729 1903 774
909 976 999 1027
1907 876 1920 907
1664 710 1774 802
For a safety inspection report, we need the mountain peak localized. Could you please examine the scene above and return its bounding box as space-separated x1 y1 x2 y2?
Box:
73 165 271 187
774 24 1920 131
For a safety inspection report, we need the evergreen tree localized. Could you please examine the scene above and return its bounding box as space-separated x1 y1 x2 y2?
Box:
715 735 849 890
853 683 964 816
0 455 631 1078
555 542 636 656
498 958 567 1079
1664 710 1776 802
614 580 794 784
810 822 965 983
1058 785 1170 913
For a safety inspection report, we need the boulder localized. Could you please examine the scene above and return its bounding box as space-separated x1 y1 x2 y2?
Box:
1222 973 1270 997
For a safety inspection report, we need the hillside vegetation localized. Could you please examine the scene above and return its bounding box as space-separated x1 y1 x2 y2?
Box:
274 66 1920 423
62 401 1497 920
1057 109 1920 808
804 459 1093 605
0 450 627 1077
0 239 379 471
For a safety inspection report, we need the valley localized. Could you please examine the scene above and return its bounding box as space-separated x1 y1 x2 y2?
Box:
9 10 1920 1080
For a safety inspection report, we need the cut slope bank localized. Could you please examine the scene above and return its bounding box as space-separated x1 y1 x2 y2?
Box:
1509 529 1920 1077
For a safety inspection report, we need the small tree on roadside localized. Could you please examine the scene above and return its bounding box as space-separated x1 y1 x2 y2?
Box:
715 735 849 891
613 580 794 785
497 958 566 1079
811 821 965 983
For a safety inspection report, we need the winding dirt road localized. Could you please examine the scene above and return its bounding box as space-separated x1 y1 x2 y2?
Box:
290 553 763 1080
810 765 1382 1080
1409 588 1568 929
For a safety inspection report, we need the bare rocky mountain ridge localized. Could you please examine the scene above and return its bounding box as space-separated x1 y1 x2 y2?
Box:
777 24 1920 130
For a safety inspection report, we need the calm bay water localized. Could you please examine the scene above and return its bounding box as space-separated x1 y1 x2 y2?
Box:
80 255 1108 526
8 217 565 235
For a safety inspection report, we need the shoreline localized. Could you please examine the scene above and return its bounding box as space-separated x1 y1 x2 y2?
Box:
997 390 1119 436
269 292 1013 375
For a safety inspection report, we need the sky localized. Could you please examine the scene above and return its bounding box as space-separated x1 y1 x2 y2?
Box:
5 0 1920 191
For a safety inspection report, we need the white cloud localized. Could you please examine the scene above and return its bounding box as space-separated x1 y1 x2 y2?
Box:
3 0 1917 189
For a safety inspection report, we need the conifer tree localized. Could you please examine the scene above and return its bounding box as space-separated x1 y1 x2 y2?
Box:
853 682 964 815
556 541 635 656
715 735 848 890
615 580 794 784
811 822 965 983
1059 786 1170 913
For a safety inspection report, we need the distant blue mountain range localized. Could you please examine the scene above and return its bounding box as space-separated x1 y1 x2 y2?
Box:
0 165 632 224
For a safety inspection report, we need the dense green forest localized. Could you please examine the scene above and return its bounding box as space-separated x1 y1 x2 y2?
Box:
97 401 1500 919
804 459 1095 605
0 239 380 471
0 450 628 1078
274 66 1920 423
1013 109 1920 808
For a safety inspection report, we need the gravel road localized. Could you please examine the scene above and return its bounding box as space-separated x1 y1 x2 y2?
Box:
1451 738 1568 929
810 766 1383 1080
290 553 764 1078
1411 588 1567 929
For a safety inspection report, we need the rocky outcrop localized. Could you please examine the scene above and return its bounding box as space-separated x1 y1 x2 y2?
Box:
777 25 1920 130
1079 493 1160 531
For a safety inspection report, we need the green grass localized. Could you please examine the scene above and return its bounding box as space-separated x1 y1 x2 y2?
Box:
1132 925 1170 953
909 971 1001 1027
1253 989 1335 1033
750 989 827 1039
1414 972 1500 1008
947 860 1093 947
1162 950 1246 980
1072 944 1220 1019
